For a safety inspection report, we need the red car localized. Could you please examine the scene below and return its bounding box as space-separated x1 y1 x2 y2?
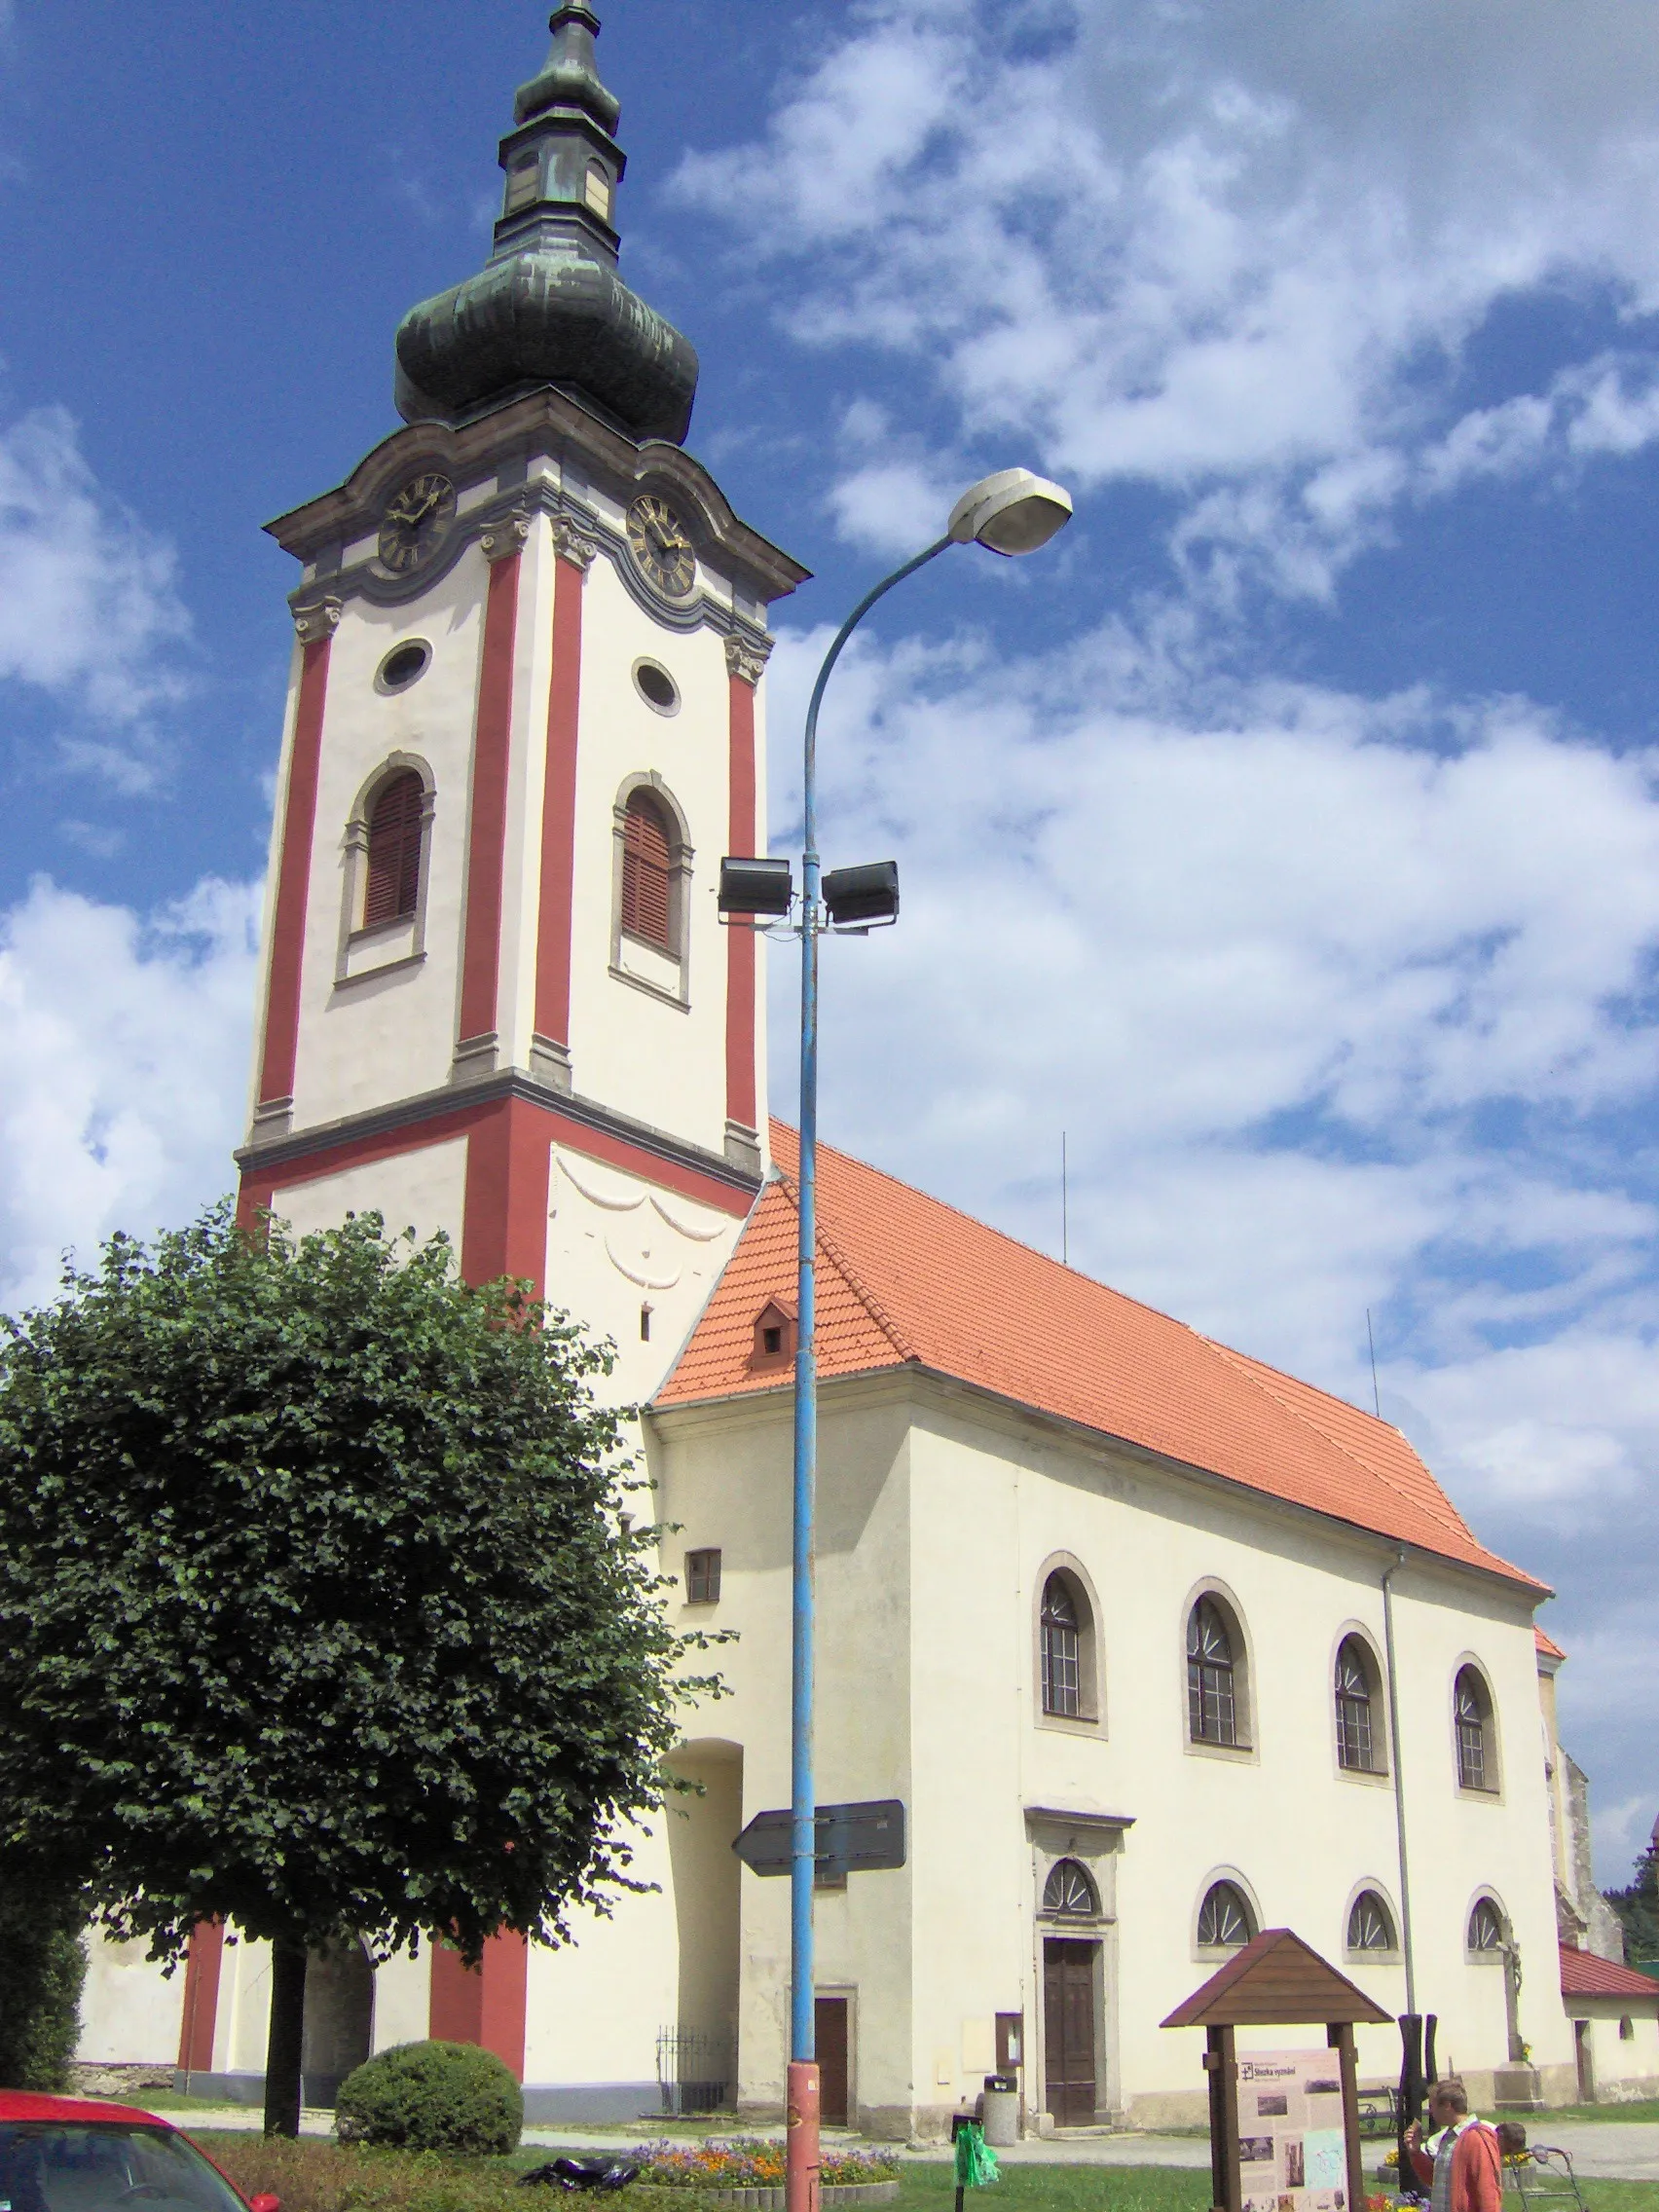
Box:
0 2092 279 2212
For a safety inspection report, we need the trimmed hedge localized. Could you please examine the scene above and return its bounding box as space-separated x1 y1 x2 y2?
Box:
0 1878 86 2092
336 2041 523 2155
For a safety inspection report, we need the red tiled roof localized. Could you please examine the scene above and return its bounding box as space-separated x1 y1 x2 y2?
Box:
1559 1944 1659 2000
656 1126 1547 1594
1535 1625 1567 1662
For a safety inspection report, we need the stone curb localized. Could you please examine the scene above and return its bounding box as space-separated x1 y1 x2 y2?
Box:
683 2185 900 2207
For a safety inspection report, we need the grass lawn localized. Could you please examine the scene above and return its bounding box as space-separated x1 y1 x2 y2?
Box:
1544 2106 1659 2128
183 2139 1659 2212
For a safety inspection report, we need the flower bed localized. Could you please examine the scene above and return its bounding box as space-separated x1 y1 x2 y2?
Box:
639 2140 900 2201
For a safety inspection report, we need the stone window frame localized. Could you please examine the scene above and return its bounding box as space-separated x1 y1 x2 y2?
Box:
609 770 692 1010
1342 1879 1402 1964
1464 1890 1510 1961
335 752 435 987
1451 1655 1504 1801
1331 1622 1391 1784
1181 1578 1258 1761
1193 1867 1262 1960
1032 1552 1106 1739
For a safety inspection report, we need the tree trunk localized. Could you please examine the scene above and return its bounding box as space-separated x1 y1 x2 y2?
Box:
263 1937 307 2138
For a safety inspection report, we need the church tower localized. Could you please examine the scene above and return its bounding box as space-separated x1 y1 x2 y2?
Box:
238 7 807 1423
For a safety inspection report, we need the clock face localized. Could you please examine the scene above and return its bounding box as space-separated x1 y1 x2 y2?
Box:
379 472 457 575
627 495 697 599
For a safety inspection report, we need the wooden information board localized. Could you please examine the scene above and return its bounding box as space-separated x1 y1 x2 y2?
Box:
1161 1928 1391 2212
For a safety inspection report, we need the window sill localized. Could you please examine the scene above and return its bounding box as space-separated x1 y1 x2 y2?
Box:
333 948 426 989
1346 1950 1403 1967
1185 1735 1257 1763
1337 1762 1393 1788
1456 1783 1504 1804
1037 1713 1107 1741
608 960 687 1012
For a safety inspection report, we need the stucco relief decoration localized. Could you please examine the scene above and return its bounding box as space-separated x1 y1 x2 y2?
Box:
481 507 534 564
550 516 599 572
292 597 343 644
551 1150 728 1292
724 633 772 687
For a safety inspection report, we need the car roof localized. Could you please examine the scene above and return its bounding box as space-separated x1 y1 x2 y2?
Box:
0 2091 175 2127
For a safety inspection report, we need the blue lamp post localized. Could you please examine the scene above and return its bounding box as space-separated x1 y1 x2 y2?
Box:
723 465 1073 2206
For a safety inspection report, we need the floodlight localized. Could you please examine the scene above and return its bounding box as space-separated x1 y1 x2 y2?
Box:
719 856 794 917
823 861 900 929
946 467 1074 556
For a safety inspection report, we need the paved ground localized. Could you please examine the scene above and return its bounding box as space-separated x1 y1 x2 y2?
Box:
168 2109 1659 2184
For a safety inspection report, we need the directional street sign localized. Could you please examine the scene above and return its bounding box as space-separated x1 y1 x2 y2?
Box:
731 1798 906 1879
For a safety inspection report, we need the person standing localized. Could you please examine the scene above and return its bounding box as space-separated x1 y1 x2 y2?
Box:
1406 2080 1503 2212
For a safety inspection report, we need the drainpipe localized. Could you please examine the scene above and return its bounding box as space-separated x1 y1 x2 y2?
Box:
1381 1547 1418 2016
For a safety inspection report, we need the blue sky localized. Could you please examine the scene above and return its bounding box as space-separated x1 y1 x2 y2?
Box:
2 0 1657 1883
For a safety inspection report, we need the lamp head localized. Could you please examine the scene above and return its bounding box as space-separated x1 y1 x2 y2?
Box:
947 467 1073 556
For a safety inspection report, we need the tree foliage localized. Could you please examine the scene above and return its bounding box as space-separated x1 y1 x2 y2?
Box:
0 1872 87 2090
1606 1835 1659 1964
0 1204 720 2120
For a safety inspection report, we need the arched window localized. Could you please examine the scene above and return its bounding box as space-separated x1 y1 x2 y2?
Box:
1335 1638 1379 1772
1042 1859 1099 1919
621 790 674 952
1041 1573 1081 1716
1198 1881 1255 1950
1467 1898 1505 1953
1346 1891 1396 1952
363 769 424 928
1455 1666 1494 1791
1188 1599 1236 1745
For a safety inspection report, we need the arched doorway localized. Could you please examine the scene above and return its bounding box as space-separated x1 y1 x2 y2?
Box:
302 1940 375 2108
662 1741 742 2115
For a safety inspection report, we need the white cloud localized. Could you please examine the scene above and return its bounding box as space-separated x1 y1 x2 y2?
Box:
0 875 260 1311
0 407 191 788
678 0 1659 592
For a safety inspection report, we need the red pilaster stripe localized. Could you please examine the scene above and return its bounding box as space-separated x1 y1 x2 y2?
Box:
176 1920 225 2075
535 547 586 1051
461 1094 553 1293
258 636 333 1107
426 1934 528 2081
427 1941 484 2047
458 552 524 1048
724 668 759 1133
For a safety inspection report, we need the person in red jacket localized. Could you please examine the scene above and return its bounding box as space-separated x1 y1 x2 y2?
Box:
1406 2080 1503 2212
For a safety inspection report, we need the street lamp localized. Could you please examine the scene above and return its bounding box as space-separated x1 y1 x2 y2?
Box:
720 466 1072 2212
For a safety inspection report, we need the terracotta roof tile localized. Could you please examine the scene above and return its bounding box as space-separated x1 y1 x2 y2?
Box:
1535 1625 1567 1662
1559 1944 1659 2000
656 1125 1547 1595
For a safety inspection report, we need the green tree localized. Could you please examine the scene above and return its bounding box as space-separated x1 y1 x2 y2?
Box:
1605 1832 1659 1965
0 1873 87 2090
0 1205 719 2134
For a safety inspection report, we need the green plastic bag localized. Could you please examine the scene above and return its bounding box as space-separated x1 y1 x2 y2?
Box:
954 2120 1000 2191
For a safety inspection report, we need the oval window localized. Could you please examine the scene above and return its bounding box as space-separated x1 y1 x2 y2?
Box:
378 641 431 693
634 660 680 714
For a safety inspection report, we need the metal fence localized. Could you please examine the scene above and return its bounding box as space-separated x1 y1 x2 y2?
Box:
656 2026 733 2116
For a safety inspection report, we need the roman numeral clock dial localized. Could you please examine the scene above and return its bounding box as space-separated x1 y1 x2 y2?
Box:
627 495 696 599
379 471 457 574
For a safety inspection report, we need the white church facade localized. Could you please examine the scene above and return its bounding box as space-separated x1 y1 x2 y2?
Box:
76 5 1658 2135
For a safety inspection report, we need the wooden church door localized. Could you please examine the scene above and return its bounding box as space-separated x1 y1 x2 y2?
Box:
816 1995 850 2126
1043 1938 1097 2125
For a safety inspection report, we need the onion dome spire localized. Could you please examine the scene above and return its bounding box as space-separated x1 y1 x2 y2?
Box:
394 7 700 445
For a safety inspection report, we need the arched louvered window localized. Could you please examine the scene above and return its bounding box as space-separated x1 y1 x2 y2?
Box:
621 790 674 952
1041 1573 1082 1717
1455 1666 1494 1791
363 770 424 929
1346 1890 1395 1952
1198 1880 1254 1950
1043 1859 1100 1918
1467 1897 1505 1952
1187 1598 1236 1745
1336 1638 1378 1772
